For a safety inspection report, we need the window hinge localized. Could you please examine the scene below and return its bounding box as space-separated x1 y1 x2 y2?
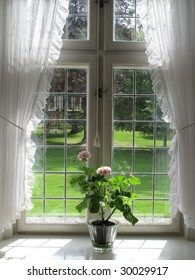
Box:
95 0 109 8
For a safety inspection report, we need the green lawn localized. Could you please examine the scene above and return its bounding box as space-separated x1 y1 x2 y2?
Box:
28 130 172 219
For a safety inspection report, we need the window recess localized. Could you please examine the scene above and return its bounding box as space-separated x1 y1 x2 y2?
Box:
17 0 180 233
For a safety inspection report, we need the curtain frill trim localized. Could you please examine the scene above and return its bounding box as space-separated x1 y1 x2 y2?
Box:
24 1 69 212
138 0 178 219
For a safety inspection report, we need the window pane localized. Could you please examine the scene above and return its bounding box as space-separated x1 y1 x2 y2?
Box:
113 123 133 147
135 70 153 94
68 69 87 93
46 121 65 145
46 147 65 172
135 149 153 173
46 95 65 120
134 175 153 198
133 201 153 218
63 0 88 40
50 68 66 92
67 122 86 145
155 149 171 173
156 123 174 148
66 147 86 172
114 96 133 120
113 69 134 94
154 201 171 218
31 122 44 145
66 174 82 198
67 96 86 119
33 147 44 172
27 200 44 218
45 200 65 217
45 174 65 198
155 175 171 199
135 123 154 148
136 96 155 121
31 174 44 198
114 0 145 42
113 148 133 172
66 200 85 218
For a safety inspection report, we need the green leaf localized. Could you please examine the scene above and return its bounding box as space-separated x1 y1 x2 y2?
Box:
76 198 88 213
129 176 141 186
70 175 86 186
88 197 100 213
115 197 124 212
109 201 115 208
83 167 96 176
123 206 139 225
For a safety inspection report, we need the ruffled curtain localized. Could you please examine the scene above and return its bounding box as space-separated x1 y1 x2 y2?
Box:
139 0 195 228
0 0 69 233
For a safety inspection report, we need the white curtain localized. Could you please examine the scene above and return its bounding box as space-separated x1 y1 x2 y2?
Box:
0 0 69 233
139 0 195 228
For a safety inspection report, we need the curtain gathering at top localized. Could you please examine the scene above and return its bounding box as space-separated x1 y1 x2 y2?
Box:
0 0 69 233
139 0 195 229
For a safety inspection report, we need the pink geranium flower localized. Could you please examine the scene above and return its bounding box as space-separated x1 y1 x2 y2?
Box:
77 150 91 161
96 166 112 176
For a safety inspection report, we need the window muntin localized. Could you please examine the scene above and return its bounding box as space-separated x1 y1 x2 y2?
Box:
112 68 174 221
27 67 88 223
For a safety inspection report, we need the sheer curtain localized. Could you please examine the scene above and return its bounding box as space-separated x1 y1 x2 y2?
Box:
139 0 195 229
0 0 69 233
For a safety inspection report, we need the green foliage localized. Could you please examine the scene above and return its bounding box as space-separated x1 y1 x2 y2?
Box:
70 166 141 225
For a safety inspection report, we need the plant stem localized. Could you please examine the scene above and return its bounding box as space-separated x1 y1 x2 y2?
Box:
106 208 116 221
100 206 105 221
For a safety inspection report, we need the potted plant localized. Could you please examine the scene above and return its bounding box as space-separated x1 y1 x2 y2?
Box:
70 150 140 253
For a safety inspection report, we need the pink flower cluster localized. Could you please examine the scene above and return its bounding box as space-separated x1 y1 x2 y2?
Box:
77 150 91 161
96 166 112 176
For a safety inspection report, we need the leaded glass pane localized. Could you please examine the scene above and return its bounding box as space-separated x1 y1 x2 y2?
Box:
113 69 134 94
68 69 87 93
114 96 133 120
63 0 88 40
114 0 145 41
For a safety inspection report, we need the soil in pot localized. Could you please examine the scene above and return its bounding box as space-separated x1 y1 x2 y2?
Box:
91 220 115 226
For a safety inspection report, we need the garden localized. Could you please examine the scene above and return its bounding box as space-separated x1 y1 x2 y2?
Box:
28 126 173 221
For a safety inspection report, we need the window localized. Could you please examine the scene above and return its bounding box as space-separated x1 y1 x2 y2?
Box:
112 67 173 223
29 67 88 224
18 0 178 233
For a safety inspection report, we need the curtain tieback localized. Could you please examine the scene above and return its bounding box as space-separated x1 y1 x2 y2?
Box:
0 114 24 131
180 121 195 132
